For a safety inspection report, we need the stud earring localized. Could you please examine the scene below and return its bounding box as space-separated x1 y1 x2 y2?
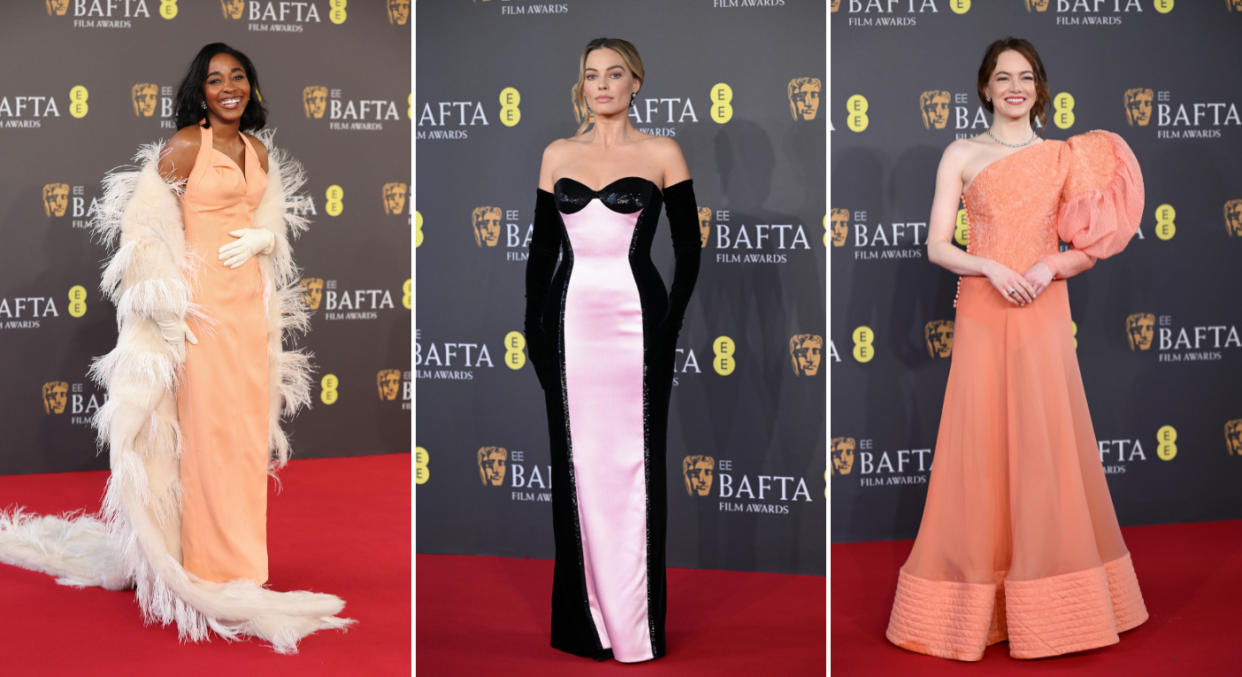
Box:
201 101 207 109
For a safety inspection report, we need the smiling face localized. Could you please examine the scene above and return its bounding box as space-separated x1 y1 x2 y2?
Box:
583 47 640 118
202 53 251 126
986 50 1038 123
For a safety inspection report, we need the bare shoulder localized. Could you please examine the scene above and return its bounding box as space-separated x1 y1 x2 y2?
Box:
158 126 201 181
165 125 201 154
643 136 689 186
243 132 270 172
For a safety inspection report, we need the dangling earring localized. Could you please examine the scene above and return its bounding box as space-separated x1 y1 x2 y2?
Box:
201 100 207 109
630 92 636 108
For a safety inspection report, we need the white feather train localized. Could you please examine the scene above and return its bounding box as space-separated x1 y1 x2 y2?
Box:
0 132 352 654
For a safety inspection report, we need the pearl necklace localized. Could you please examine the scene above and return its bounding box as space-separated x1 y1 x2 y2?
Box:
986 126 1037 148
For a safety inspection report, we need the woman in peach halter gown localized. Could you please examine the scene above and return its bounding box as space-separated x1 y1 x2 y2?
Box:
160 48 275 584
885 38 1148 661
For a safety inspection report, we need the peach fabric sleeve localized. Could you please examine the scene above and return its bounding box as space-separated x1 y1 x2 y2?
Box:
1039 130 1145 279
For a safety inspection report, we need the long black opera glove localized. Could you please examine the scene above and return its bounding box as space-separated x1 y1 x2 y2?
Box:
653 179 702 378
525 189 562 390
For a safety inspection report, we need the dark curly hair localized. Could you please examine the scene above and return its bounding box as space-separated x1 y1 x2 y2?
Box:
174 43 267 131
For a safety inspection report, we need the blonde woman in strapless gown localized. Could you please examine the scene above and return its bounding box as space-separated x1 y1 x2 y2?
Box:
884 38 1148 661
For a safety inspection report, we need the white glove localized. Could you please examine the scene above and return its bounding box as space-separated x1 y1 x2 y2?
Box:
218 228 276 269
153 315 198 360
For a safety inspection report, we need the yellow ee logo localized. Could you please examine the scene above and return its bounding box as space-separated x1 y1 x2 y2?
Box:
408 93 413 120
1155 204 1176 240
159 0 178 19
500 87 521 127
955 209 969 246
712 336 735 376
329 0 347 24
1153 0 1173 14
710 83 733 124
403 279 412 309
1053 92 1075 130
949 0 970 12
846 95 868 132
504 331 526 370
1156 425 1177 461
68 286 87 318
1071 320 1078 350
415 210 423 247
69 86 88 118
852 326 874 362
326 185 344 217
321 373 339 405
416 446 429 485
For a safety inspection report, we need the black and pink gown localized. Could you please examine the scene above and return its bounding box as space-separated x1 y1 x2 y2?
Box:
525 176 701 663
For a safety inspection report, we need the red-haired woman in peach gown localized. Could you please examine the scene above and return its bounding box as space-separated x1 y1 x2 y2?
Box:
885 38 1148 661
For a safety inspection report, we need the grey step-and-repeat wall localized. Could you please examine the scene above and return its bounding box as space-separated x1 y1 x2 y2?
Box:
0 1 411 476
831 0 1242 543
415 1 826 576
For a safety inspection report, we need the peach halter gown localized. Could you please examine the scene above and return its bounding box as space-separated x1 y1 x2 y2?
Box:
177 123 270 584
885 131 1148 661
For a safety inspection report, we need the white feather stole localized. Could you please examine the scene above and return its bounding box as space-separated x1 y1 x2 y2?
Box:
0 132 352 654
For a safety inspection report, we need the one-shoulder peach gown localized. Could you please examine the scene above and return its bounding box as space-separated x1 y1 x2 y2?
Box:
886 131 1148 660
177 122 270 584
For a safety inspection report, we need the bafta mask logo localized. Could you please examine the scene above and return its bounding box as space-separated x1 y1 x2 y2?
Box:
788 78 821 121
383 182 408 215
42 183 69 217
132 83 158 117
46 0 69 16
925 320 954 358
1024 0 1050 11
697 207 711 248
830 437 856 475
377 369 401 401
830 208 849 247
303 86 328 119
478 446 507 486
1126 313 1155 351
472 206 502 247
387 0 410 24
1230 0 1242 11
920 90 951 130
790 334 824 376
42 381 68 415
220 0 244 19
1226 419 1242 456
299 277 324 310
1225 200 1242 237
831 0 840 12
682 455 714 496
1124 88 1154 127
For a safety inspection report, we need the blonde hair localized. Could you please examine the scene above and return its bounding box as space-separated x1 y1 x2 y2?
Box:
571 38 644 137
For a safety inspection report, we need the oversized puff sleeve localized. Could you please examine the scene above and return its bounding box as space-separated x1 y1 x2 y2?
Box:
1039 130 1145 279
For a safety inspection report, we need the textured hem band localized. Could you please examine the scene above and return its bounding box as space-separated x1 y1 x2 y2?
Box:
887 553 1148 661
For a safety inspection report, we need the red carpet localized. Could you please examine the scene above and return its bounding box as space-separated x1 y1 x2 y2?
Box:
416 554 826 675
0 454 410 676
832 520 1242 675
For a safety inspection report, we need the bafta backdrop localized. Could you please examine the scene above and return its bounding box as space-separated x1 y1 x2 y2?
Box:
416 0 827 576
0 1 412 475
831 0 1242 542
